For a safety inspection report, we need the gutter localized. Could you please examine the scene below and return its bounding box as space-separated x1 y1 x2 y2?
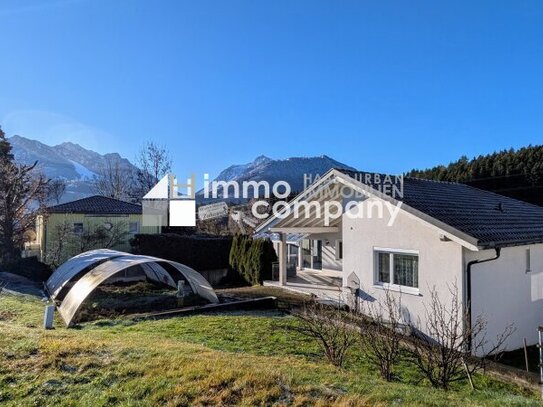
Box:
480 238 543 250
466 247 501 351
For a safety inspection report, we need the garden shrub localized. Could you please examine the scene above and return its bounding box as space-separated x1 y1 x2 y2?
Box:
2 256 53 282
130 233 233 271
229 234 277 285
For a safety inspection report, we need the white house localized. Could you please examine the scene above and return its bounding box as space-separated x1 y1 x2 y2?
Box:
255 168 543 353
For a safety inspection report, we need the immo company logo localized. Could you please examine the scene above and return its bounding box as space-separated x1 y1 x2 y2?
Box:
142 172 405 228
142 174 197 227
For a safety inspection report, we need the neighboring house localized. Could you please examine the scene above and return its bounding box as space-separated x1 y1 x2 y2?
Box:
29 195 160 262
256 168 543 353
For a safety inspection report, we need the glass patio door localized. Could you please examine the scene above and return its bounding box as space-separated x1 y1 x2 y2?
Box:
312 240 322 270
302 239 311 268
301 239 323 270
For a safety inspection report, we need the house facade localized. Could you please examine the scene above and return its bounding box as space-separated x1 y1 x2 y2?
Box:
30 195 160 263
256 168 543 352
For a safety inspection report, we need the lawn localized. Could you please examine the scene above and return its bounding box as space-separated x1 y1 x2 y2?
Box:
0 290 541 406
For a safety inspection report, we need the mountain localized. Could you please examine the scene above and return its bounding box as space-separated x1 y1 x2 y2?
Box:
9 135 138 203
9 135 355 205
197 154 355 203
53 141 134 175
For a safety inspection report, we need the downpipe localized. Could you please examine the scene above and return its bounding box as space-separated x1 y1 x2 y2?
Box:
538 328 543 399
465 247 501 352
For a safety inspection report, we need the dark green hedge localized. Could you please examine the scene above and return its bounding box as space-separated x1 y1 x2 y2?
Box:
130 233 233 271
229 235 277 285
3 257 53 282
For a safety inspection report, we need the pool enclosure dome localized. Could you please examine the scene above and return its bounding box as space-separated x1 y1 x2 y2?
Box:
46 249 219 326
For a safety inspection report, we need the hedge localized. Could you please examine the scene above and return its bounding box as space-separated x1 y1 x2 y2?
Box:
229 235 277 285
130 233 233 271
2 257 53 282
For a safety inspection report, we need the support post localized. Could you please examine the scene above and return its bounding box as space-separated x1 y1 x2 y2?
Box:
298 243 303 271
279 233 287 286
43 304 55 330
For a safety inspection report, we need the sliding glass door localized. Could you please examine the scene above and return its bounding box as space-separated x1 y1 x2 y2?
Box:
301 239 323 270
312 240 322 270
302 239 311 268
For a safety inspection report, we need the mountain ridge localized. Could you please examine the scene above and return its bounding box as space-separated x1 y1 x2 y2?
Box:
199 154 355 202
9 135 138 203
9 135 355 205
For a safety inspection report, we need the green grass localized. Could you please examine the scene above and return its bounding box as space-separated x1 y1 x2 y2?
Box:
0 291 541 406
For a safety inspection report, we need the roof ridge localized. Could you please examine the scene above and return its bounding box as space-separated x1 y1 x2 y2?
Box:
47 195 142 214
47 195 96 210
92 195 142 206
337 168 460 185
48 194 141 209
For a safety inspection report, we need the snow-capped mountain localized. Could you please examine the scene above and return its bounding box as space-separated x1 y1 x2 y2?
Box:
9 135 137 203
9 135 355 205
197 154 355 202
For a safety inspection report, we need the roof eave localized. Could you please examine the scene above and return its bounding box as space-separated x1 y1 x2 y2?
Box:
332 171 481 251
254 168 338 233
478 238 543 250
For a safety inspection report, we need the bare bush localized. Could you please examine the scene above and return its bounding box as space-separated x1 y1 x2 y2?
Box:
291 299 357 367
44 221 73 267
359 289 404 381
45 220 130 267
78 221 130 252
408 283 515 390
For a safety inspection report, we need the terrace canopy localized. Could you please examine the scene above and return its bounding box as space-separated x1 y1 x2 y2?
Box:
46 249 219 326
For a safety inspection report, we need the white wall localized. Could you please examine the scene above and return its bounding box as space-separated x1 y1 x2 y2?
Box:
465 244 543 351
304 232 342 271
342 199 464 331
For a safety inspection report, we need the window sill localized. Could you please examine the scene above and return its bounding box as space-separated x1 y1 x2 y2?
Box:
372 283 421 297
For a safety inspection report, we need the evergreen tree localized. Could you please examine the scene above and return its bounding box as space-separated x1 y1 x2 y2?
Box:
0 128 49 264
0 128 13 160
405 144 543 206
228 235 277 285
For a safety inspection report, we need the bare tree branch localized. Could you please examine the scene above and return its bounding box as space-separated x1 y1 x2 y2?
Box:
407 283 515 390
135 141 172 195
359 289 404 381
92 157 137 201
289 299 357 368
0 130 49 264
47 178 66 204
45 219 130 267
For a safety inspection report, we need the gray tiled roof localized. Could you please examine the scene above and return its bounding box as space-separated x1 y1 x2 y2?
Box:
48 195 142 215
338 169 543 248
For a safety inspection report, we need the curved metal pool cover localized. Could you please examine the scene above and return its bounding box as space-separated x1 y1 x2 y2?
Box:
46 249 219 326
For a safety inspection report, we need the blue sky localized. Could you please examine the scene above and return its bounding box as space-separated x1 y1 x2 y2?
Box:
0 0 542 179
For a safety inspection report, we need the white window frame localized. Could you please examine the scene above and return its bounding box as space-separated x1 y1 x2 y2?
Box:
373 247 420 295
129 221 139 234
